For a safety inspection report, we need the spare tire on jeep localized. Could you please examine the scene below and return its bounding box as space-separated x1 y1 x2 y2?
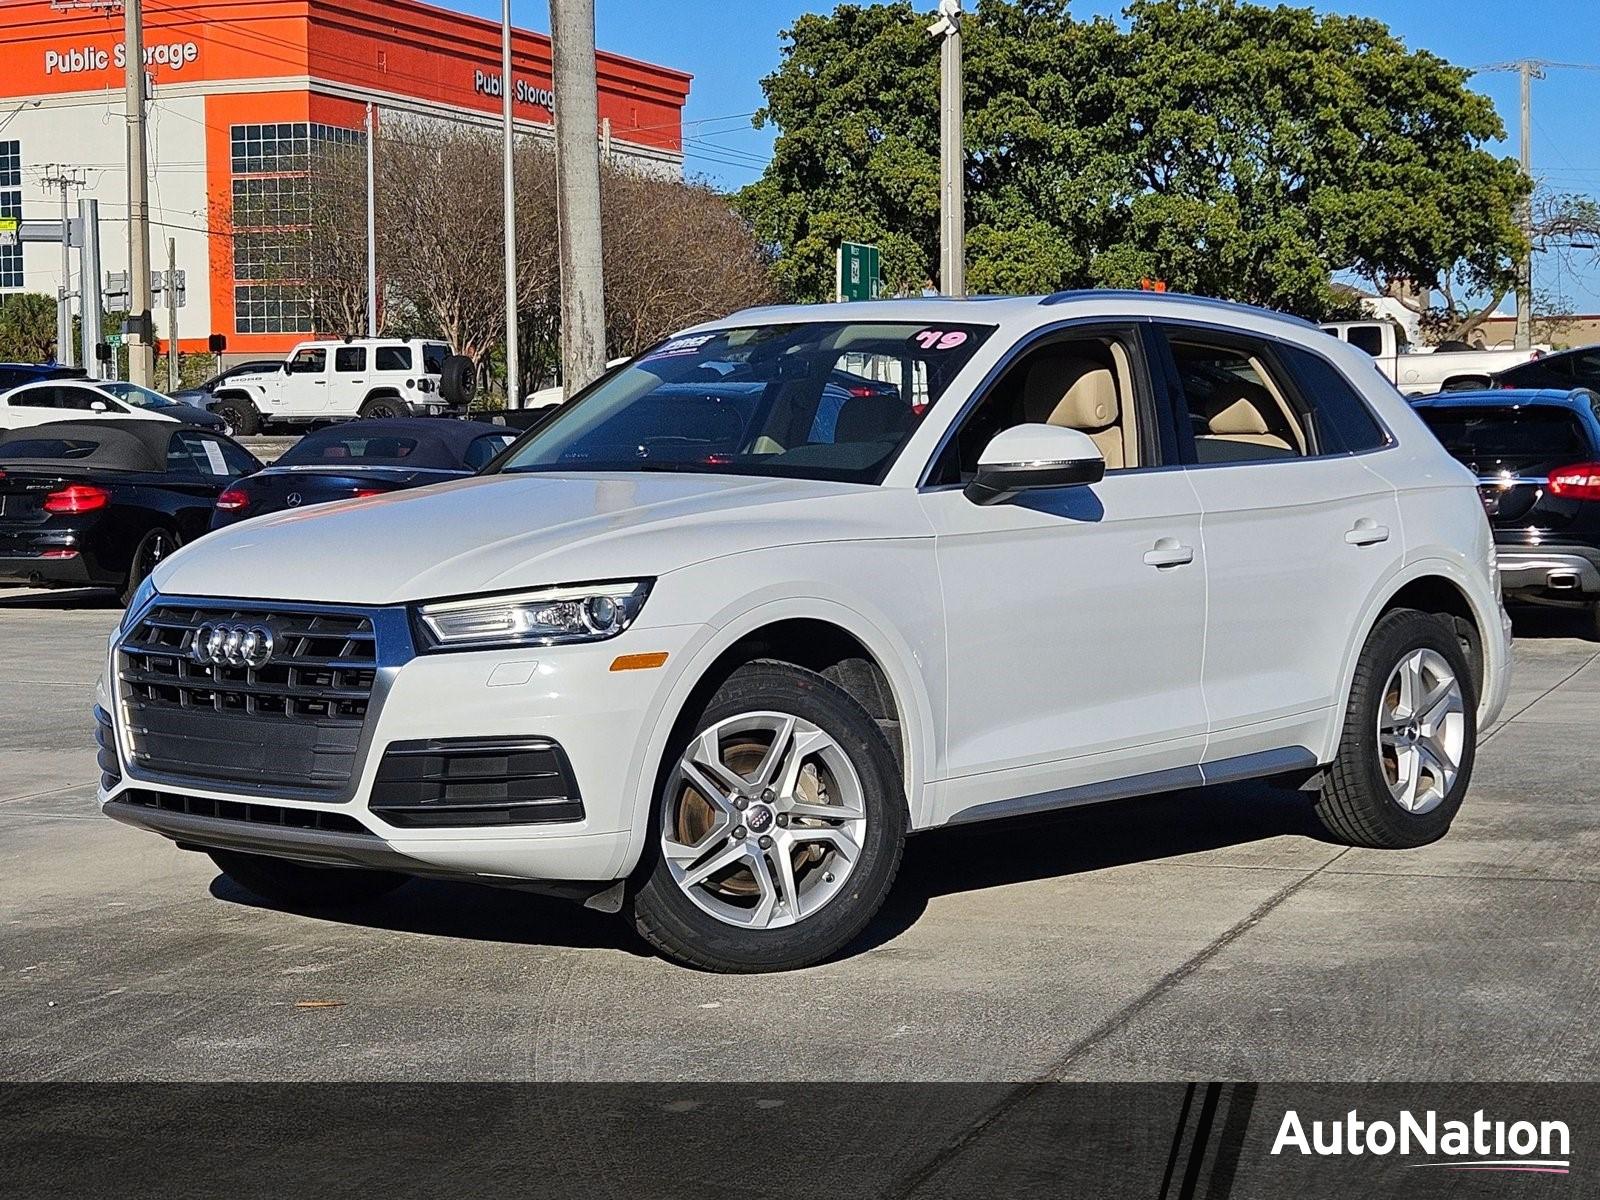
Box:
439 355 477 406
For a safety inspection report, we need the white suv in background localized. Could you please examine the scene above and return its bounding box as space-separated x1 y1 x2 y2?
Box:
99 292 1510 972
208 338 475 435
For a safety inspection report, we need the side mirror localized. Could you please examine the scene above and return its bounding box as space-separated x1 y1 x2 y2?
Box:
89 400 108 413
964 423 1106 506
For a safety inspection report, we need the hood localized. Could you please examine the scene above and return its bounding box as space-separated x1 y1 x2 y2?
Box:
154 471 914 604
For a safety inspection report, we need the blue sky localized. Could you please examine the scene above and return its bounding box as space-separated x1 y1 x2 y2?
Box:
461 0 1600 310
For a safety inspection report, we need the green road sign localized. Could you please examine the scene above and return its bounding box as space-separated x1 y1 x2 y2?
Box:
836 242 882 302
107 333 123 348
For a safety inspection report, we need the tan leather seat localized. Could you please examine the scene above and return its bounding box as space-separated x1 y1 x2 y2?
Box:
1021 353 1124 469
1202 396 1293 453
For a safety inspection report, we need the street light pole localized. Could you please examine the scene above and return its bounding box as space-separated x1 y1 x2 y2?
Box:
550 0 608 395
501 0 520 409
124 0 155 386
365 102 378 339
929 0 964 297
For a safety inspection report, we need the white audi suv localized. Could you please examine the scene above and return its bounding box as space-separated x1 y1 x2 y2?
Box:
97 292 1511 971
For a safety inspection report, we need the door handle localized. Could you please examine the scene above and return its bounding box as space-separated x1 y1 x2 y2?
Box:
1144 538 1195 568
1345 519 1390 546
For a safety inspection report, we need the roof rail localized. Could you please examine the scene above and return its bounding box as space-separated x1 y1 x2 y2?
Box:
1038 288 1320 329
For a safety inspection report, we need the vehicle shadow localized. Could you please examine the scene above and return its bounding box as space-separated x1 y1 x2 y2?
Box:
0 586 122 610
845 778 1331 957
1507 604 1597 642
208 871 647 957
208 777 1330 968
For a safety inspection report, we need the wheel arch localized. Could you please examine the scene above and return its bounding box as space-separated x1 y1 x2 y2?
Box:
620 596 938 879
1328 558 1505 761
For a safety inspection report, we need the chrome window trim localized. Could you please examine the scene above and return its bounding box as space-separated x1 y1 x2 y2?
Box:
112 593 416 806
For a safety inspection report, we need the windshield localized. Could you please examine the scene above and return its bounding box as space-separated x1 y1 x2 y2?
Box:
102 381 179 409
496 321 994 483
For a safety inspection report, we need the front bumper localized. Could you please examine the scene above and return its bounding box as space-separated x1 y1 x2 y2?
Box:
99 597 700 885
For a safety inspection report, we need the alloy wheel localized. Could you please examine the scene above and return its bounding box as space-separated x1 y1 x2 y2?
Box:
661 711 868 929
1377 648 1466 815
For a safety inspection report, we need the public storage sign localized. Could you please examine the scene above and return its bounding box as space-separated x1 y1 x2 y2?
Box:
43 40 199 77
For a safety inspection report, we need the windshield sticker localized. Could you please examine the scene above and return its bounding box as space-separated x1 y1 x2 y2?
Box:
911 329 970 351
200 440 229 475
643 334 717 361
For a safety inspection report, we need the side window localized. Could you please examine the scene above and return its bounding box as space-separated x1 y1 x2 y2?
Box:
1167 336 1308 465
1278 344 1390 454
463 433 515 471
1570 352 1600 387
375 345 412 371
216 438 262 476
169 432 236 477
334 346 367 373
10 387 60 408
1345 326 1385 358
929 332 1143 484
289 347 326 374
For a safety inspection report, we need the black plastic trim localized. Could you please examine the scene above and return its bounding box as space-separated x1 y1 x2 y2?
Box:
370 736 585 828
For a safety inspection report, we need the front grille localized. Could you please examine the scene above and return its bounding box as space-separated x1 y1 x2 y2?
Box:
115 788 374 836
118 603 378 792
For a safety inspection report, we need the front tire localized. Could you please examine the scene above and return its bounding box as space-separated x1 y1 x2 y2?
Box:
208 850 406 908
1315 608 1477 848
628 661 907 972
212 396 260 436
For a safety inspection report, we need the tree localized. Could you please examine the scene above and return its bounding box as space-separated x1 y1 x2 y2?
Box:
0 293 59 362
737 0 1528 324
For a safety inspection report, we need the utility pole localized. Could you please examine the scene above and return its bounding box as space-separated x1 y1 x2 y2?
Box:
124 0 155 386
42 166 83 368
550 0 608 395
929 0 964 297
165 236 178 392
365 102 378 338
1515 59 1542 351
500 0 520 408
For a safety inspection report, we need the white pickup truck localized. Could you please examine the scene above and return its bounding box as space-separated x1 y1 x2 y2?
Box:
1320 320 1545 397
208 338 476 435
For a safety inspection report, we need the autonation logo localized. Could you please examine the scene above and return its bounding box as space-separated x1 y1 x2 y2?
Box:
1272 1108 1571 1175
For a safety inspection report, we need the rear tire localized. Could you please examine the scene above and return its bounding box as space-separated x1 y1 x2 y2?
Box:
359 395 406 420
1314 608 1477 849
120 527 179 606
628 661 906 972
212 396 259 436
208 850 406 908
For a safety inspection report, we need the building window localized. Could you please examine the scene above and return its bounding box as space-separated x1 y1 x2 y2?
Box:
229 122 364 336
0 140 21 289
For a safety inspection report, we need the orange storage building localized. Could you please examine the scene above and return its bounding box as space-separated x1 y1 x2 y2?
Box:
0 0 691 356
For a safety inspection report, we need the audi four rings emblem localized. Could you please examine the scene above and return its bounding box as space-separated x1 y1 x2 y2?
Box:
191 623 276 669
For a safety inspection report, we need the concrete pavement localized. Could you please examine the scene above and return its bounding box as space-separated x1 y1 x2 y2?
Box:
2 587 1596 1081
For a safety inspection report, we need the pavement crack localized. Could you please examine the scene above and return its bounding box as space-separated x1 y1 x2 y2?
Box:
1480 650 1600 746
880 850 1347 1199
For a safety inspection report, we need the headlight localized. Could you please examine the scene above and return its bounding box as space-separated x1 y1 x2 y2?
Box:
121 574 159 631
414 580 652 651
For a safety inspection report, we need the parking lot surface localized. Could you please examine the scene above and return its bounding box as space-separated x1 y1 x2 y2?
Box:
2 586 1597 1082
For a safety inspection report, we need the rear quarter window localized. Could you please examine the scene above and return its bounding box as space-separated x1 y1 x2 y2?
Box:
1279 343 1390 453
375 346 412 371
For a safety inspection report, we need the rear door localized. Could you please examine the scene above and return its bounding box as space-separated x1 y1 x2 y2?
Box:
330 344 369 412
0 386 68 428
1154 325 1404 769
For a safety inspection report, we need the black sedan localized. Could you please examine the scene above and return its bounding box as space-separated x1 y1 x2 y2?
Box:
211 418 516 528
0 419 261 601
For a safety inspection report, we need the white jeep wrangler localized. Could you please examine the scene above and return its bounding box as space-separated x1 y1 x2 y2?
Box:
209 339 476 435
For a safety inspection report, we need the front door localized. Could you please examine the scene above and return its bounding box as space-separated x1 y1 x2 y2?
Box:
919 325 1209 822
280 346 329 416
